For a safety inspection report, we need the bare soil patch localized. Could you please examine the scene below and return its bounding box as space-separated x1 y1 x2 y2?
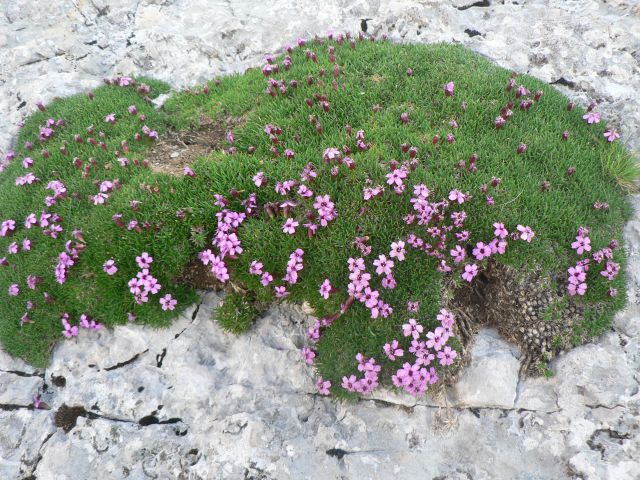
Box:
146 115 245 176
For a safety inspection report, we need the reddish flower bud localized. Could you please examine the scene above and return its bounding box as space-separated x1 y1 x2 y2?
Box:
345 124 352 136
24 141 34 151
400 112 409 124
401 143 409 153
408 147 418 158
319 68 325 77
60 146 68 156
540 181 550 191
372 104 381 113
432 134 440 145
87 91 94 100
73 157 82 168
517 143 527 154
406 68 413 76
562 130 570 141
491 177 501 187
567 167 576 177
567 101 574 111
534 90 543 101
495 116 506 129
41 149 50 159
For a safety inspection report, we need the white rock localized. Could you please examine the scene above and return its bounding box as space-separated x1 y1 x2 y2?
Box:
451 328 521 408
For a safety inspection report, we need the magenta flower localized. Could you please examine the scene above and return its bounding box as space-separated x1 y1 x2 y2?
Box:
462 264 478 282
61 314 79 338
600 261 620 281
319 279 332 299
383 340 404 361
136 252 153 269
583 112 601 124
315 377 331 395
261 272 273 286
516 225 535 242
567 282 587 296
301 346 316 364
183 166 196 177
249 260 263 275
444 81 455 97
389 241 406 261
159 294 177 311
448 189 467 204
472 242 492 261
493 222 508 239
282 218 299 235
373 255 394 276
571 232 591 255
450 245 465 264
8 284 20 296
437 346 458 366
103 259 118 275
104 113 116 124
402 318 423 339
603 129 620 142
274 285 289 298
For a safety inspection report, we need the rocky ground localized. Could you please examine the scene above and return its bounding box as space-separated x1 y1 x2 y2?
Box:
1 1 639 479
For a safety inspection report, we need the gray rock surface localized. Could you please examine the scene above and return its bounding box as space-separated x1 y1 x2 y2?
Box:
1 1 640 479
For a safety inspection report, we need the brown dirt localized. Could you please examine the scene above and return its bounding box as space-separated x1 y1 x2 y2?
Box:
176 259 225 292
54 404 88 432
444 262 584 375
145 114 246 176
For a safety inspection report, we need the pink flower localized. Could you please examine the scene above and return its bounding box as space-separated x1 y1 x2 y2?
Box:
600 261 620 281
301 346 316 364
159 294 177 311
437 309 456 330
319 279 332 299
389 241 406 261
571 234 591 255
472 242 492 261
253 171 266 187
249 260 263 275
603 129 620 142
61 314 79 338
383 340 404 361
103 259 118 275
341 375 358 392
437 346 457 366
444 81 455 97
373 254 394 276
8 284 20 296
261 272 273 286
315 377 331 395
583 112 601 124
282 218 299 235
402 318 423 339
493 222 508 239
567 282 587 296
462 264 478 282
274 285 289 297
448 189 467 204
426 327 448 351
104 113 116 124
136 252 153 269
516 225 535 242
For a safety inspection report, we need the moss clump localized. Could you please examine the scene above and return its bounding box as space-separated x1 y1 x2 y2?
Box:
216 292 260 334
0 38 635 398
